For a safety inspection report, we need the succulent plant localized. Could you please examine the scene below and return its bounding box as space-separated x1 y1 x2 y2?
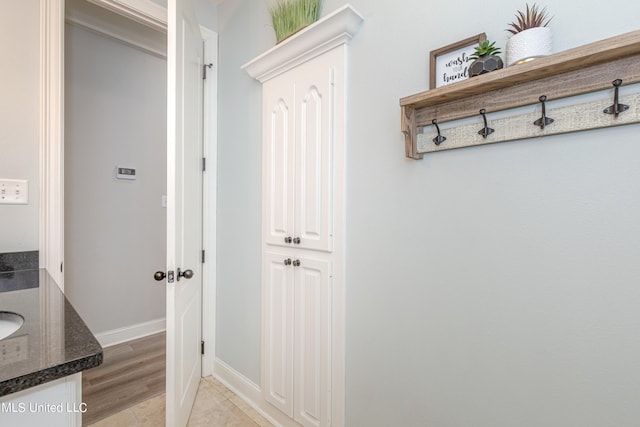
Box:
469 40 502 60
507 3 552 35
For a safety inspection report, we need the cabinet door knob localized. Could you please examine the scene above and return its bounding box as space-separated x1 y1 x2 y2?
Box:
293 237 301 244
154 271 166 281
284 236 293 244
284 258 292 266
292 259 301 267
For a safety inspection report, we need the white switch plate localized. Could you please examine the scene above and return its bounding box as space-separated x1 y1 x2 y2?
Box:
0 179 29 204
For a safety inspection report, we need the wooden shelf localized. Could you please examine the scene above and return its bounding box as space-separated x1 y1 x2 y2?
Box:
400 30 640 159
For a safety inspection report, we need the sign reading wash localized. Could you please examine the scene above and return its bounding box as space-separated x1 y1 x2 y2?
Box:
436 47 473 86
429 33 486 89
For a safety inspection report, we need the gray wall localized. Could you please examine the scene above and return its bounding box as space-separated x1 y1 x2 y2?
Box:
0 0 40 253
64 22 167 335
216 0 270 384
216 0 640 426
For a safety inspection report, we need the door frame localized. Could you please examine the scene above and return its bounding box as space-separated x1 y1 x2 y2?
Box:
39 0 218 375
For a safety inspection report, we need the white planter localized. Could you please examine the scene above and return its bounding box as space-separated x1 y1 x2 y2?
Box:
506 27 552 66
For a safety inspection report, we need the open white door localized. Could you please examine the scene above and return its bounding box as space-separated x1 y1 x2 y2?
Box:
166 0 203 426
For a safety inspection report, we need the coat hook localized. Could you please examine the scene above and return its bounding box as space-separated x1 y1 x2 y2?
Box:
477 109 494 139
603 79 629 117
432 119 446 146
533 95 554 129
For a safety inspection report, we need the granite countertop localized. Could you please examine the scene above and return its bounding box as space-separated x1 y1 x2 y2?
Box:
0 269 103 396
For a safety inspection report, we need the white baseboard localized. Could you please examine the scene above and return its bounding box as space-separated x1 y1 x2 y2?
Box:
95 318 166 347
213 358 282 427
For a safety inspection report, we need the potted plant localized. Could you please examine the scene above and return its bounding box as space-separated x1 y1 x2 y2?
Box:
270 0 322 44
505 3 552 66
468 40 504 77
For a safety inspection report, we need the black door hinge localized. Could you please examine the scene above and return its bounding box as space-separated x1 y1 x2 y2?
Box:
202 157 206 172
203 63 213 80
202 250 206 264
201 340 205 355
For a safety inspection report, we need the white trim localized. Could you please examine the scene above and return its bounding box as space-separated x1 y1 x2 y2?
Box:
66 373 83 427
39 0 65 289
86 0 168 32
241 4 364 83
65 14 167 59
95 318 166 347
213 358 282 427
201 25 218 379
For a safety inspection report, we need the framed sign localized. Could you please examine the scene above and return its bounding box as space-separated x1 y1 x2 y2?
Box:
430 33 486 89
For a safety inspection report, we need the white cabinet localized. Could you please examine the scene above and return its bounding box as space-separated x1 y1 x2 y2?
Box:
261 50 338 427
263 54 334 253
261 49 341 427
0 374 82 427
263 252 331 427
243 6 363 427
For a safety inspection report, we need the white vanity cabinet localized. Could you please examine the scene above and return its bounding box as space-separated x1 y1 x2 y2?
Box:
0 374 82 427
243 5 363 427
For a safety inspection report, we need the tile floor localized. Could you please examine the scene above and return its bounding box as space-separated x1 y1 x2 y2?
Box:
88 376 273 427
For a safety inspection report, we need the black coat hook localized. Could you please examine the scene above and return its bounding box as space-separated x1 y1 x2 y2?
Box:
477 109 494 139
432 119 446 145
533 95 554 129
603 79 629 117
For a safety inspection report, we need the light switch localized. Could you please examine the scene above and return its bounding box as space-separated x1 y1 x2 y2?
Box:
0 179 29 204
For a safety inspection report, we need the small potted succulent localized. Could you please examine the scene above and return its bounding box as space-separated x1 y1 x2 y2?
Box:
505 3 553 66
468 40 504 77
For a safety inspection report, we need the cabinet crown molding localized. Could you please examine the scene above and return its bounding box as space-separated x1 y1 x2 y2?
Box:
242 4 363 83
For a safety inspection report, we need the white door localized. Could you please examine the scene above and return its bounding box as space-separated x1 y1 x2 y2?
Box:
294 256 331 427
166 0 203 426
264 76 296 248
263 250 331 427
263 251 295 417
294 60 333 253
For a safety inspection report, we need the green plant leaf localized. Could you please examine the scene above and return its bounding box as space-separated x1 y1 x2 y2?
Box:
270 0 322 43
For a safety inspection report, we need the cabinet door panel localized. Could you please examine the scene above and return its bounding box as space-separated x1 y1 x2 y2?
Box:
294 256 331 427
264 78 295 247
295 64 333 252
263 252 295 417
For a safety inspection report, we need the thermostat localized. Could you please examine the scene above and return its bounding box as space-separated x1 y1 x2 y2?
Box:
116 166 136 180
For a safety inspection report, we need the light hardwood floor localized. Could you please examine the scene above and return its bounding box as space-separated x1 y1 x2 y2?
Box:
87 376 274 427
82 332 274 426
82 332 166 426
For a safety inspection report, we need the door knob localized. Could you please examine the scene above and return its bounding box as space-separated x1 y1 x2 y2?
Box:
154 271 166 281
284 236 293 244
293 237 301 244
292 259 301 267
177 268 194 280
284 258 292 266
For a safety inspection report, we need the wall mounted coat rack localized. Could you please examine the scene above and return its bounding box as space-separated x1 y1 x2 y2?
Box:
400 30 640 159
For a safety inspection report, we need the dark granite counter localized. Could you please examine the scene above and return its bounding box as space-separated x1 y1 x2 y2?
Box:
0 269 103 396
